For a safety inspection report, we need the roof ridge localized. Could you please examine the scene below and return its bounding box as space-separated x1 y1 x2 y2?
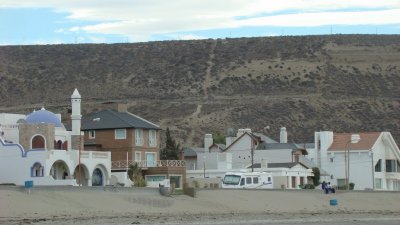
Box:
125 111 160 128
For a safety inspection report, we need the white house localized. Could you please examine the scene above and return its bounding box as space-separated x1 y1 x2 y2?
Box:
0 89 111 186
185 128 314 189
308 131 400 191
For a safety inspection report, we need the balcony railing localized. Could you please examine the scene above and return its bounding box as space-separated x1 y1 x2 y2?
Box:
111 160 186 170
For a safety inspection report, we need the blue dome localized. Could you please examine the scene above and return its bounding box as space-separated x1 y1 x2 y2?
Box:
26 108 62 127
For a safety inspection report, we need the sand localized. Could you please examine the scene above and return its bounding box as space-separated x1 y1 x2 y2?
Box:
1 187 400 224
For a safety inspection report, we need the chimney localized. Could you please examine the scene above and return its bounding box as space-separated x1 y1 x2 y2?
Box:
280 127 287 143
102 102 128 112
226 128 235 147
204 134 213 151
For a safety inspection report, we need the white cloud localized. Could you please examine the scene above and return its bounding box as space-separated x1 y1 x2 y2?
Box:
1 0 400 42
54 28 65 33
233 9 400 27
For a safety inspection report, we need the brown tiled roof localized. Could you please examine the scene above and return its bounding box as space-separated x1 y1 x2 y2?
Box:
328 132 381 151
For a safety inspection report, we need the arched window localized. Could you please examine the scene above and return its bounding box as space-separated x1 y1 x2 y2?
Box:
63 141 68 150
31 162 44 177
56 140 62 149
32 135 45 149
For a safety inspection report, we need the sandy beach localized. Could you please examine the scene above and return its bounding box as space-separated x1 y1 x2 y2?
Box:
1 187 400 224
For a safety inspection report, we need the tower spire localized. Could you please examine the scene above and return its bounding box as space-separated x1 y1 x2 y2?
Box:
71 88 82 136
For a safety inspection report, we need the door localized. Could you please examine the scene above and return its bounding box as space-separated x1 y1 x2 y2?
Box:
145 152 156 167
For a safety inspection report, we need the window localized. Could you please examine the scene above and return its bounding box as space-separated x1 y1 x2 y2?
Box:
115 129 126 140
386 159 397 172
135 152 141 162
89 130 95 139
253 177 259 184
240 178 245 186
145 152 156 167
268 177 271 182
135 129 143 146
31 163 44 177
149 130 156 147
31 135 45 149
223 175 241 185
375 178 382 189
246 177 252 184
330 158 334 163
375 159 382 172
146 175 166 182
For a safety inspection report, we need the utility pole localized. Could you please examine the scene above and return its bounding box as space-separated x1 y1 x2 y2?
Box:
344 141 348 190
251 141 254 172
203 156 206 178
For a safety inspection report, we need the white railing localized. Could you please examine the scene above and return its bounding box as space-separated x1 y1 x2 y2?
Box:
92 151 109 159
111 160 186 169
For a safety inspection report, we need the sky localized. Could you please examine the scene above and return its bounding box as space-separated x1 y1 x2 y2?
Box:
1 0 400 45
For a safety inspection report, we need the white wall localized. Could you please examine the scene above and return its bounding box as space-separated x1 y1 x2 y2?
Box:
326 150 373 190
0 137 112 186
197 152 232 170
310 131 400 191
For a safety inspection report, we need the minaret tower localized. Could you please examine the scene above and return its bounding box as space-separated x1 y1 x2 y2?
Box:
71 88 82 136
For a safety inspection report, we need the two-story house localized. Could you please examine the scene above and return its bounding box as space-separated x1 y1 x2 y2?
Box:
81 103 186 188
81 104 160 166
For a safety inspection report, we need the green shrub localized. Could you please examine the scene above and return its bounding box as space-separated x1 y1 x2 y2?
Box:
304 184 315 189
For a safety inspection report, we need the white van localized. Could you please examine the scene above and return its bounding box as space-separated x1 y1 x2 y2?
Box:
221 172 273 189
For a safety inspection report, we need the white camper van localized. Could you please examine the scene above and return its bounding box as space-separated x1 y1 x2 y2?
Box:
221 172 273 189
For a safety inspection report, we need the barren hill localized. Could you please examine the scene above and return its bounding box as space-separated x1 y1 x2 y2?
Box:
0 35 399 146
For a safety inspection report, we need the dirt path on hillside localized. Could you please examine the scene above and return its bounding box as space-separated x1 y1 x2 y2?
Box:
184 104 202 145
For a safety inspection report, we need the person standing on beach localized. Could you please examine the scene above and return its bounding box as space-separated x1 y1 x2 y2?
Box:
321 181 328 194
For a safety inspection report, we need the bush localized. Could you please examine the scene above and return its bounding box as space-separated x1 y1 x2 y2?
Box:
311 167 320 186
304 184 315 189
349 182 355 190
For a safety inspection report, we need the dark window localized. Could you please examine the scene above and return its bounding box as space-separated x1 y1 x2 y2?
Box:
246 177 252 184
253 177 259 184
375 159 381 172
386 160 396 172
240 178 245 186
32 135 45 149
56 140 62 149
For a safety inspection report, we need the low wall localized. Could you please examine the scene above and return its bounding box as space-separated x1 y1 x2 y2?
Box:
186 177 221 188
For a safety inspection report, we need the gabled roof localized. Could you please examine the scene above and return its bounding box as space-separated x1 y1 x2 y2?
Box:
252 132 278 143
328 132 381 151
81 109 160 130
248 162 309 169
223 132 260 152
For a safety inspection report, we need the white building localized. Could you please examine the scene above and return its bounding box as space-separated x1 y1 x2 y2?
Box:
0 89 111 186
309 131 400 191
185 128 314 189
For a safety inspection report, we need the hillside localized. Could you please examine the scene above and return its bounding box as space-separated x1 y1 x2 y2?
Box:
0 35 399 146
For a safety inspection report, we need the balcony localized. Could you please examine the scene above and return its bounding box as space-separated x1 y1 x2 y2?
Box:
386 172 400 180
111 160 186 170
